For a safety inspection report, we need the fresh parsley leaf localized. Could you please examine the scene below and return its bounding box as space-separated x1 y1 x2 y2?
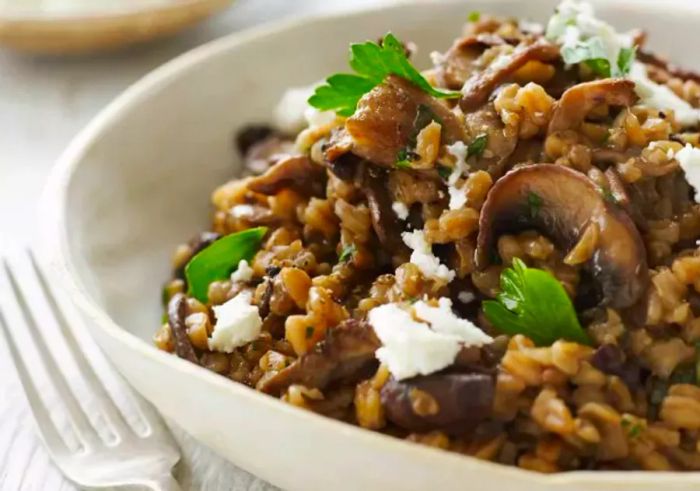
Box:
468 11 481 22
309 33 460 116
308 75 376 117
482 258 590 346
601 187 618 204
561 37 636 78
185 227 267 302
305 326 315 339
339 243 357 262
617 46 636 76
562 37 612 77
527 192 542 218
467 134 488 158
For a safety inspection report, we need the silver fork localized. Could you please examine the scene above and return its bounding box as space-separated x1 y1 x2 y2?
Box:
0 251 181 490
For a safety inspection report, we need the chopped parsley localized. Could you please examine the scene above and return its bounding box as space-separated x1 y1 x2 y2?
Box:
185 227 267 303
467 134 489 158
621 415 643 439
601 187 618 204
305 326 315 339
437 165 452 179
394 104 440 168
339 243 357 263
527 191 543 218
468 11 481 22
483 258 590 346
309 33 460 117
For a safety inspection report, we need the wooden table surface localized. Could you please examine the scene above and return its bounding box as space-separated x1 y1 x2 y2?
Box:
0 1 389 489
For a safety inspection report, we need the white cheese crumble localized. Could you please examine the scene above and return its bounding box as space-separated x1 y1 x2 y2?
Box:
674 144 700 203
208 291 262 353
629 62 700 127
273 82 335 134
458 291 476 304
392 201 409 220
546 0 633 75
368 298 493 380
546 1 700 127
401 230 455 283
230 204 255 218
231 259 254 283
446 141 470 210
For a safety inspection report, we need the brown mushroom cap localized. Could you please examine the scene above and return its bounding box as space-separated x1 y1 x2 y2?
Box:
547 78 638 134
475 164 648 309
381 372 495 434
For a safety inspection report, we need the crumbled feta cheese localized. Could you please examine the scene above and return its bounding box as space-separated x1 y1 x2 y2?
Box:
273 82 334 134
629 62 700 127
546 0 633 75
519 19 544 35
458 291 475 304
674 144 700 203
446 141 470 210
368 299 493 380
208 291 262 353
402 230 455 283
230 204 255 218
392 201 409 220
231 259 254 283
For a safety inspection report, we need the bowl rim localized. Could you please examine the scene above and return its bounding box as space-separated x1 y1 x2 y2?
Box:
0 0 229 22
41 0 700 485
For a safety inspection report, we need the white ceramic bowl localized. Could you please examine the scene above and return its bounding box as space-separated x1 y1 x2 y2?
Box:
43 1 700 489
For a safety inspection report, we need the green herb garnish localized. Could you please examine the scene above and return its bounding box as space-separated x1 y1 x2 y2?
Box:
617 47 636 76
305 326 315 339
467 134 488 158
561 38 635 78
621 416 643 439
437 165 452 179
527 192 542 218
339 243 357 263
394 104 439 168
185 227 267 302
308 33 460 117
601 187 618 204
468 11 481 22
483 258 590 346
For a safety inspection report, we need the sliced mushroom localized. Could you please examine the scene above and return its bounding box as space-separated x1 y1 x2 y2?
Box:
345 75 468 168
167 293 199 364
547 79 637 134
435 34 508 90
460 40 560 112
257 319 380 395
604 167 648 231
247 154 326 196
381 372 495 433
476 164 648 308
637 49 700 84
463 104 519 176
363 166 411 256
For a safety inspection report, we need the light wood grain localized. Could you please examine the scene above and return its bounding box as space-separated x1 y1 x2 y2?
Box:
0 0 234 54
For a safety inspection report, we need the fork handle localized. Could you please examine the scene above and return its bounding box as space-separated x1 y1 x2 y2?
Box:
143 474 182 491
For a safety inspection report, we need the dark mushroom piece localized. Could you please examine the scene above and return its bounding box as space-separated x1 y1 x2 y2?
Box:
435 33 509 90
167 293 199 365
460 40 560 112
363 166 411 256
475 164 648 309
247 154 326 197
547 79 637 134
257 319 380 395
637 49 700 84
381 372 495 434
345 75 469 169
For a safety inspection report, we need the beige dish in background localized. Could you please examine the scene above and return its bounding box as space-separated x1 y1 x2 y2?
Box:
0 0 233 54
42 0 700 489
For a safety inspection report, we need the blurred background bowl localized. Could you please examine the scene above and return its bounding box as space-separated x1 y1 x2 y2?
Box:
0 0 234 54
